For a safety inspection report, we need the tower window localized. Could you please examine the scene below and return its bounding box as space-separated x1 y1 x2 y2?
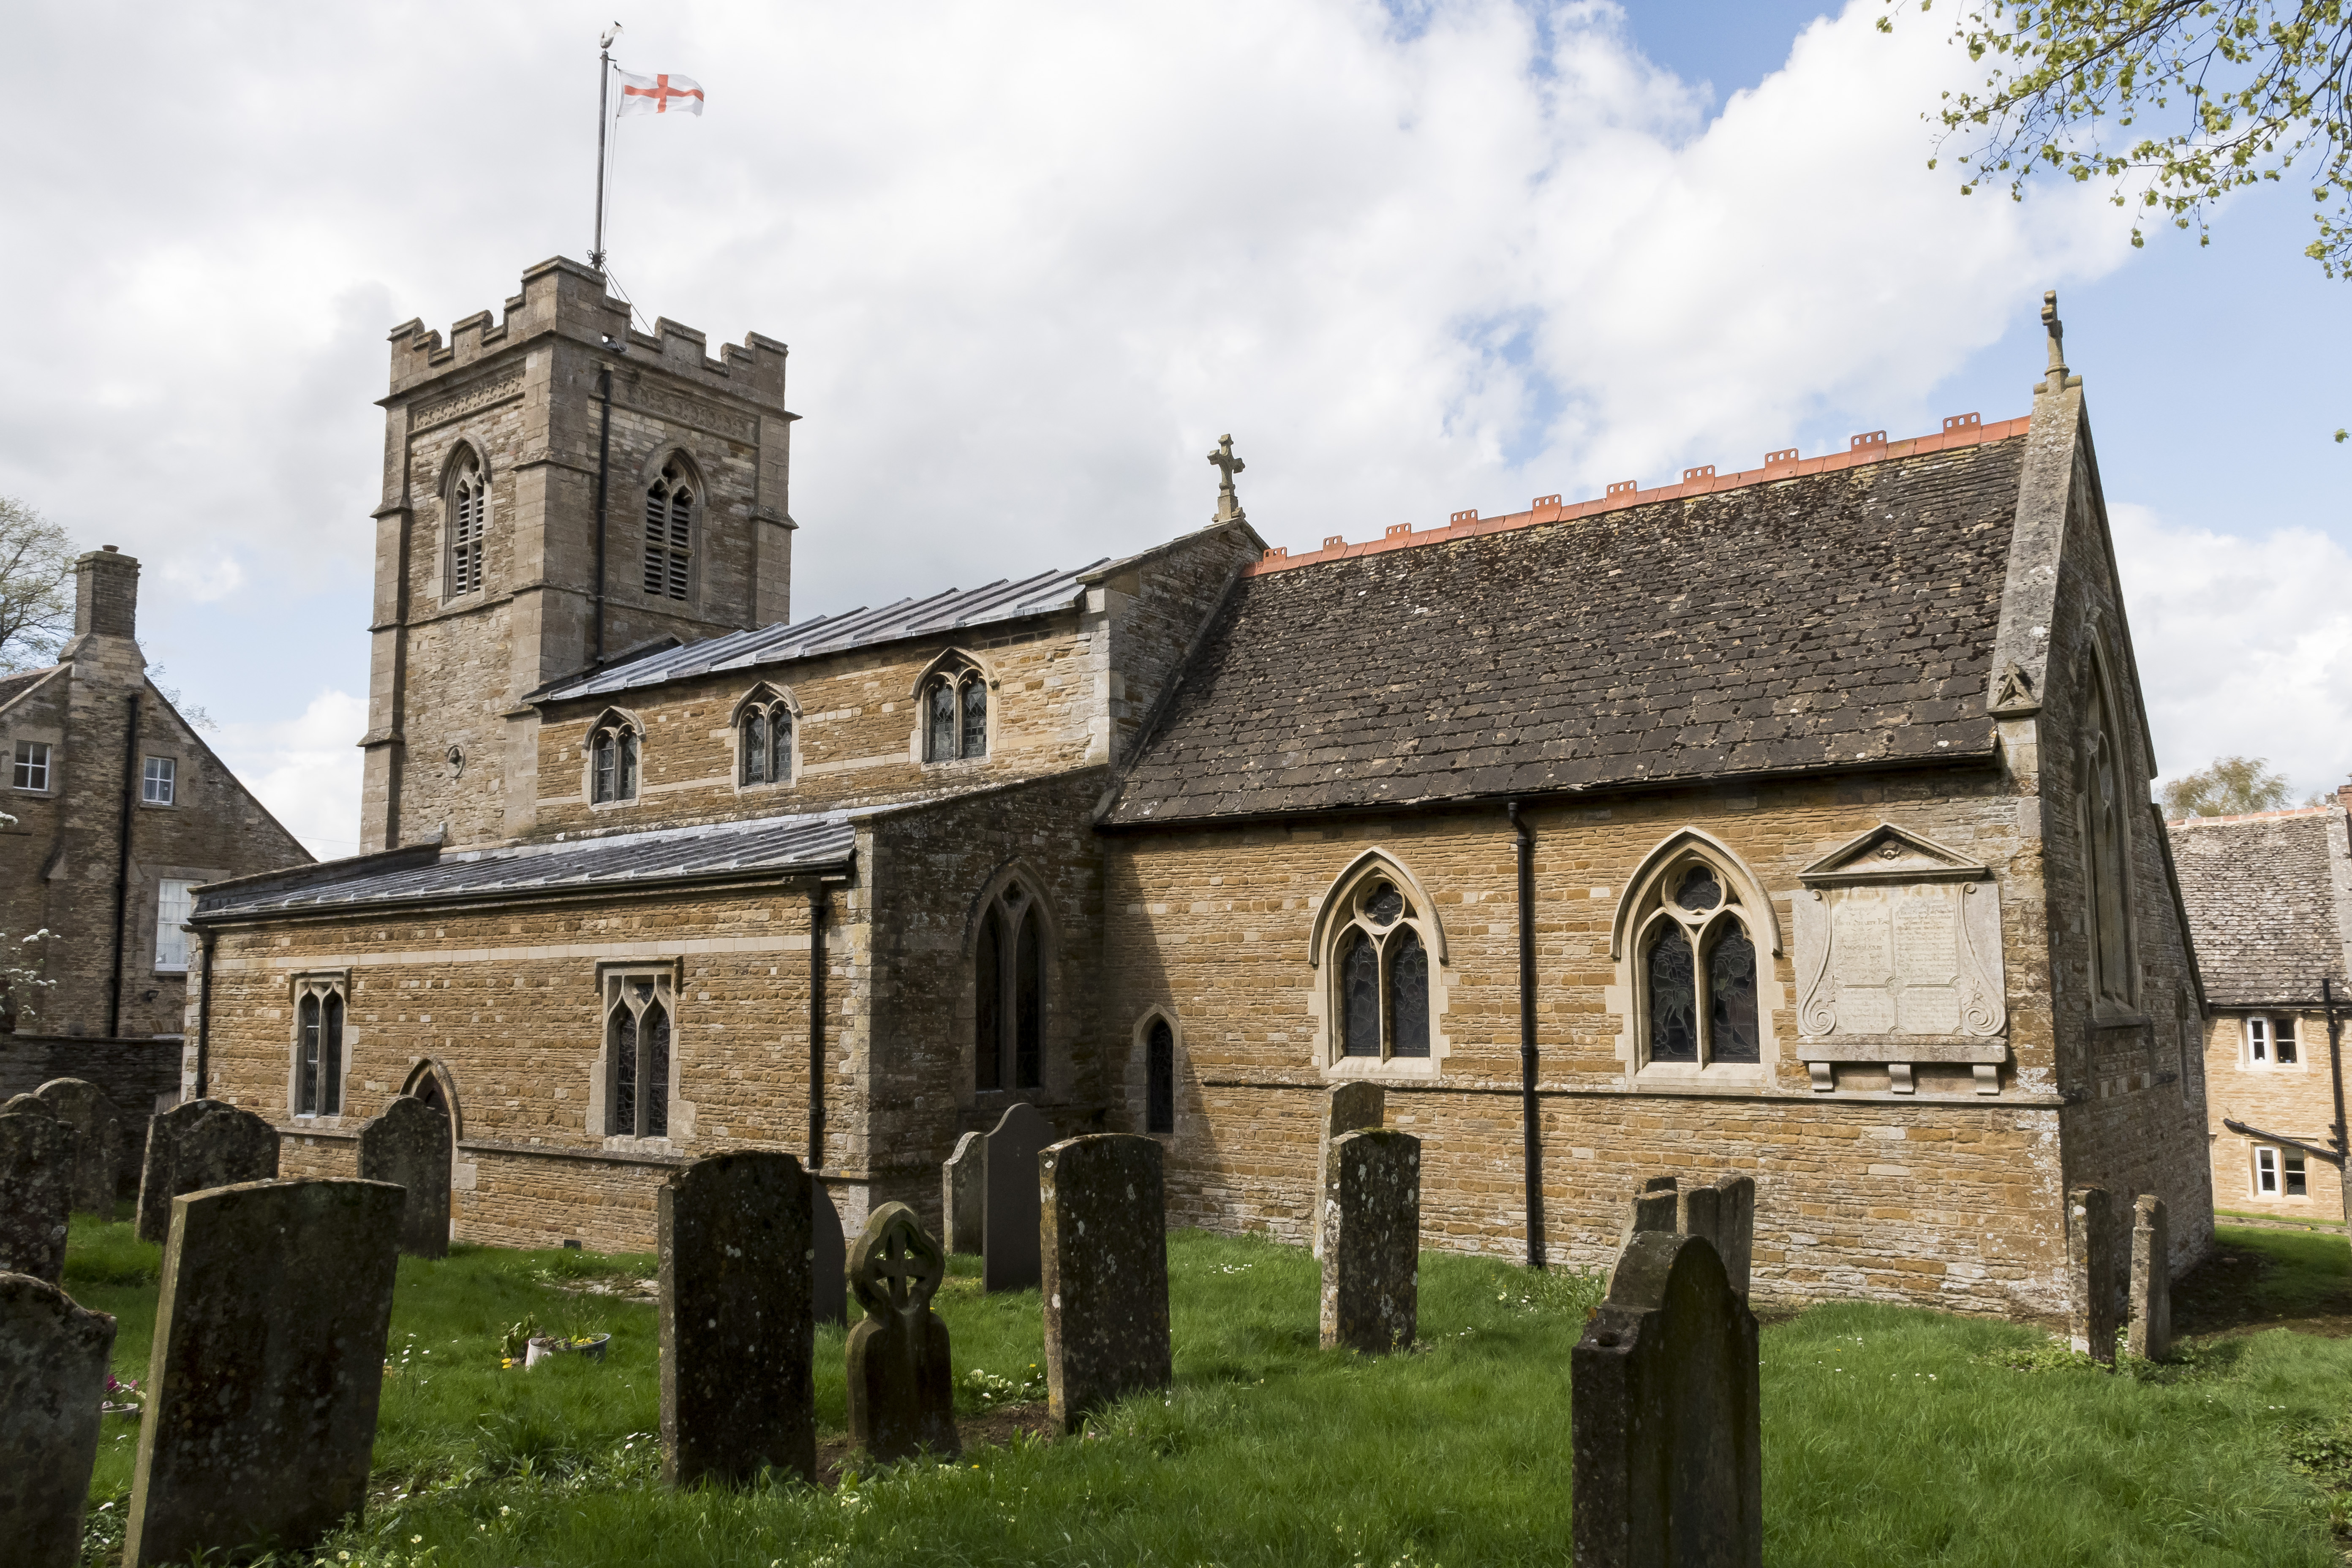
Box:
589 718 641 804
644 459 694 602
921 659 989 762
447 452 487 598
975 883 1045 1092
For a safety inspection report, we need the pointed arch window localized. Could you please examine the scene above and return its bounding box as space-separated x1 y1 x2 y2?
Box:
2080 648 2138 1014
1628 854 1764 1068
1144 1015 1176 1134
588 714 641 804
1324 870 1436 1063
922 658 989 762
292 975 346 1117
446 450 487 599
644 457 695 602
737 689 795 787
603 969 674 1138
975 882 1045 1092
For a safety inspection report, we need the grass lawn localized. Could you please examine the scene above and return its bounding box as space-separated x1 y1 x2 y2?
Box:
65 1215 2352 1567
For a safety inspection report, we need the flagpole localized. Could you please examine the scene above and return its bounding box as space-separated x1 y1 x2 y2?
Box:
592 26 618 272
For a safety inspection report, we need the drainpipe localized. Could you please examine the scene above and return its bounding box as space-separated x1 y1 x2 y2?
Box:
106 692 140 1038
1509 800 1544 1269
808 885 828 1170
2328 977 2350 1230
193 931 215 1100
593 361 615 664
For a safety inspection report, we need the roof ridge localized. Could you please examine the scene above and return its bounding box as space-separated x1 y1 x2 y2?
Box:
2168 805 2341 828
1246 412 2029 578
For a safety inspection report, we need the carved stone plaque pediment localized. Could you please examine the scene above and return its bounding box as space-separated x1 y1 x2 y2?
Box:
1792 824 2008 1095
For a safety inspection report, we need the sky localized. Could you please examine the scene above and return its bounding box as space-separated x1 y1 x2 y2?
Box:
3 0 2348 858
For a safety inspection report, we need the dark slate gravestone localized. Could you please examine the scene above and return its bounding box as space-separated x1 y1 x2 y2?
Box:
356 1094 452 1259
123 1178 404 1568
0 1103 76 1284
813 1177 847 1328
983 1102 1052 1293
0 1271 117 1568
34 1078 125 1215
1311 1082 1383 1258
846 1201 960 1462
2128 1193 2171 1362
1040 1134 1171 1432
943 1131 986 1254
1572 1230 1762 1568
1320 1129 1419 1355
1679 1174 1757 1302
2066 1184 2118 1363
658 1151 815 1487
136 1099 278 1245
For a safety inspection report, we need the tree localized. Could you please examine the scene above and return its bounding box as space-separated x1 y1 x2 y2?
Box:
0 496 74 672
2160 754 2303 817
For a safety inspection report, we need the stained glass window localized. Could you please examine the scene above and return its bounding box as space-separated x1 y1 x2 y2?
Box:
1341 928 1381 1056
296 994 321 1114
927 680 957 760
1367 882 1404 926
975 887 1048 1092
1677 866 1722 912
642 1001 670 1138
1707 928 1759 1063
1389 928 1430 1057
609 1006 637 1135
768 710 792 781
743 710 769 784
1646 924 1698 1062
961 678 988 760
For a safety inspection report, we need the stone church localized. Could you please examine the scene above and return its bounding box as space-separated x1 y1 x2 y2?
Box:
189 258 2213 1318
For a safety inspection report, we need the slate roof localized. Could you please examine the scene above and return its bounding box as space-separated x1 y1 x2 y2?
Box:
2168 808 2350 1007
192 810 857 920
0 664 58 711
1102 438 2026 825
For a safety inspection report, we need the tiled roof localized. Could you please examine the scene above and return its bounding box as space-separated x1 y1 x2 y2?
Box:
1102 437 2025 825
2168 808 2349 1007
539 564 1108 702
0 664 60 711
193 811 857 919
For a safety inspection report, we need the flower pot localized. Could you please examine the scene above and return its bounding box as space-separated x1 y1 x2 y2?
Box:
524 1332 611 1367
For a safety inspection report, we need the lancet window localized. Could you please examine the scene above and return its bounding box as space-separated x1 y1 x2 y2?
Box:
446 449 487 599
292 976 346 1117
975 882 1045 1092
1144 1015 1176 1134
603 969 674 1139
588 714 641 804
922 658 989 762
1620 841 1766 1070
2080 648 2138 1013
1323 867 1437 1063
643 457 695 602
737 689 795 787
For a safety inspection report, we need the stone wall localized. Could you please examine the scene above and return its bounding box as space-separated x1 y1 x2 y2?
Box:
2203 1009 2347 1219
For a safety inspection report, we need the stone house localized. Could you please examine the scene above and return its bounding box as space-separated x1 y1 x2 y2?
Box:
188 261 2212 1318
2169 803 2352 1224
0 547 309 1043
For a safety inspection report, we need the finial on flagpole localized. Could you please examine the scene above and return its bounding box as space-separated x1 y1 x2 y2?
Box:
1208 435 1247 524
591 24 623 274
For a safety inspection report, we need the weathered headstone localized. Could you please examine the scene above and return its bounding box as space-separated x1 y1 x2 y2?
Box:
658 1151 815 1487
1679 1174 1757 1302
983 1101 1052 1293
0 1103 76 1283
1320 1128 1419 1354
33 1078 125 1215
1621 1173 1680 1246
1573 1230 1763 1568
943 1130 986 1253
0 1271 117 1568
2128 1192 2171 1362
356 1093 452 1259
1 1092 44 1117
123 1178 403 1568
813 1177 847 1327
1040 1133 1171 1432
1311 1081 1384 1258
2066 1183 2118 1362
845 1201 960 1461
136 1098 278 1245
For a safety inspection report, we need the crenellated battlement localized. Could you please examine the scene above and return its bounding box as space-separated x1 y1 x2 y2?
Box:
384 256 788 409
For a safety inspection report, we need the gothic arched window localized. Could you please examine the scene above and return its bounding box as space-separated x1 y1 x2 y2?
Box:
446 449 487 599
604 970 674 1138
292 976 346 1117
1144 1015 1176 1134
1626 851 1764 1068
588 713 641 804
643 457 695 602
2081 648 2138 1013
736 688 795 787
974 882 1045 1092
921 658 990 762
1323 867 1437 1063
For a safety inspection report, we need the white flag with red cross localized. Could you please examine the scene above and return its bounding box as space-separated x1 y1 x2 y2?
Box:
616 70 704 116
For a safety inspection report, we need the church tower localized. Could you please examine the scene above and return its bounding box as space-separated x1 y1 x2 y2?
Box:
359 257 795 851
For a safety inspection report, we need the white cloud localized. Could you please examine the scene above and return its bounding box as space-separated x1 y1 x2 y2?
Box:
211 690 369 861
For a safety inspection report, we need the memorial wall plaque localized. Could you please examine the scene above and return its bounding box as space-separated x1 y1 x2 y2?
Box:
1791 825 2007 1094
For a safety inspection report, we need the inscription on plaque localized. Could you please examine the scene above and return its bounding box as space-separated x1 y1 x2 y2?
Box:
1793 827 2006 1047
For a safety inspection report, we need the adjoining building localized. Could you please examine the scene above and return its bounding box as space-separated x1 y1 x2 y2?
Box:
2170 803 2352 1225
188 259 2214 1318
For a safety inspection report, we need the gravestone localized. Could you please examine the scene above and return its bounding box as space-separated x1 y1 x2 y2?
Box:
123 1178 403 1568
1619 1173 1759 1301
943 1131 986 1253
1040 1133 1171 1432
1573 1230 1762 1568
0 1271 117 1568
812 1177 847 1327
136 1098 278 1245
1311 1082 1384 1258
0 1103 76 1284
983 1102 1053 1293
34 1078 125 1214
2128 1193 2171 1362
1621 1173 1680 1246
2066 1184 2118 1363
356 1094 452 1258
658 1151 815 1487
1 1092 44 1116
1320 1128 1419 1354
845 1201 960 1461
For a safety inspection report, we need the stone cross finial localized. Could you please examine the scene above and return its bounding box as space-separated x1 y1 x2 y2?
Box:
1208 434 1247 524
2042 289 2069 392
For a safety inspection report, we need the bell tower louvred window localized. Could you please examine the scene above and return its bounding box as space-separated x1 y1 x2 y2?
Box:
644 459 694 601
447 451 487 599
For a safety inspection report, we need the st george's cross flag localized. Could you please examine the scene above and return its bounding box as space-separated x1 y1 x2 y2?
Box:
617 70 704 116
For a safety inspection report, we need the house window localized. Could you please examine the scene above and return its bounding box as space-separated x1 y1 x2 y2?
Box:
2287 1150 2309 1197
975 883 1045 1092
293 978 346 1117
11 740 50 791
588 718 640 804
921 661 989 762
643 458 694 602
1634 862 1761 1067
603 970 675 1138
2248 1016 2299 1066
737 691 794 786
2257 1146 2280 1196
447 451 487 598
1145 1016 1175 1135
142 757 176 805
154 879 196 973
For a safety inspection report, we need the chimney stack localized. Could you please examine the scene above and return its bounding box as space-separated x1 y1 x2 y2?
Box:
72 545 139 640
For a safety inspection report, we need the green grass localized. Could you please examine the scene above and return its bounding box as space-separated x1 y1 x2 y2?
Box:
68 1216 2352 1567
